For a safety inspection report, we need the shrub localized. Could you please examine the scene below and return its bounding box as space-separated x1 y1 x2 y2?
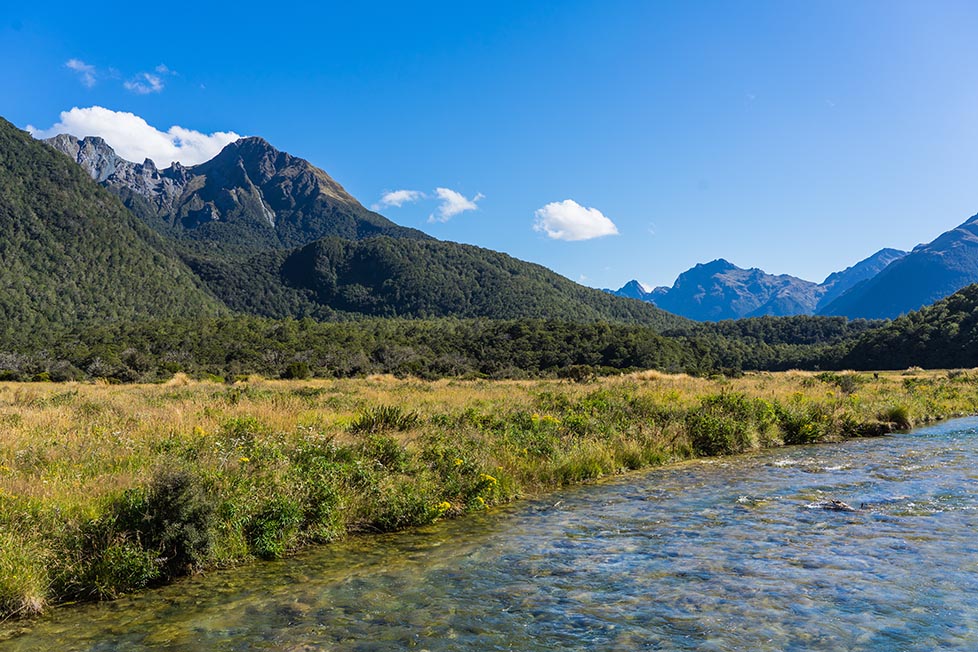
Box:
815 371 868 395
246 497 303 560
281 361 311 380
359 434 408 473
84 541 160 599
112 468 216 579
774 401 826 445
367 479 438 532
300 481 344 543
686 393 774 455
54 507 159 601
686 411 745 456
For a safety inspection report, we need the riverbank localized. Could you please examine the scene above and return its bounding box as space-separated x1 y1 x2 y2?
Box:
2 369 977 619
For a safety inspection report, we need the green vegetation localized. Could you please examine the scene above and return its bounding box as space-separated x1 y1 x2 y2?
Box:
1 369 976 619
0 312 894 384
0 119 226 343
842 284 978 369
0 317 695 382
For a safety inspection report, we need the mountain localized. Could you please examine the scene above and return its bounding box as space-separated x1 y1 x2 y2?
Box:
819 214 978 319
46 134 429 249
0 119 225 345
841 283 978 369
41 129 686 329
816 248 907 310
609 248 907 322
623 259 822 321
610 280 658 301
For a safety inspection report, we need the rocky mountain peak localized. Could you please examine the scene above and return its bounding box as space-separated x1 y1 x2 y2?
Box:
43 132 431 249
46 134 130 183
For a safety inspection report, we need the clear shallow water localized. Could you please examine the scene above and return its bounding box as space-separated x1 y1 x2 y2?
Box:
6 418 978 651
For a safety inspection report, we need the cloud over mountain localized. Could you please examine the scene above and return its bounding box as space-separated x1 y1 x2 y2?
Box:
27 106 241 166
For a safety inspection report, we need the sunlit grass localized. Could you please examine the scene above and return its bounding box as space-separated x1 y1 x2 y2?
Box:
1 368 977 618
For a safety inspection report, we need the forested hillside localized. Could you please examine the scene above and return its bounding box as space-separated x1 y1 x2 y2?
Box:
841 284 978 369
0 119 225 344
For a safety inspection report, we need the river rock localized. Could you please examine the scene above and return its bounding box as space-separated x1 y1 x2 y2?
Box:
805 499 857 512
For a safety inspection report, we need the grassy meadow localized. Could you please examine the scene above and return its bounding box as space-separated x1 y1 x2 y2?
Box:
2 368 977 620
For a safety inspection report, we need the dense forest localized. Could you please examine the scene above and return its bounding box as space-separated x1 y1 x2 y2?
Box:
0 312 913 383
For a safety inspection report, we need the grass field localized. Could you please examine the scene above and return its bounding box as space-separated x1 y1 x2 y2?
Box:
2 368 976 619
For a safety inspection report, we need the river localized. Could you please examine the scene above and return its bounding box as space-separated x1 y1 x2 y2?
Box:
5 417 978 651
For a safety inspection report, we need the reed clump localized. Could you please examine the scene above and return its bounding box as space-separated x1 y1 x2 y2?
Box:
1 369 977 619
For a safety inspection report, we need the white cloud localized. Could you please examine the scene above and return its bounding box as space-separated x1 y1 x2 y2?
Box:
66 59 96 88
124 72 164 94
27 106 243 167
124 64 174 94
372 189 426 210
533 199 619 241
428 187 484 223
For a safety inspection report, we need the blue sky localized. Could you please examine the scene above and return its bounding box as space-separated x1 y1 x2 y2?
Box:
4 1 978 289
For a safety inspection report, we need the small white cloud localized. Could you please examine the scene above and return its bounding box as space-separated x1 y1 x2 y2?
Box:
66 59 96 88
533 199 619 241
428 188 484 223
124 72 164 94
155 64 172 75
27 106 242 167
372 189 426 211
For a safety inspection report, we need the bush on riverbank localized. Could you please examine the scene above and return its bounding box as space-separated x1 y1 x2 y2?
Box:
1 369 976 619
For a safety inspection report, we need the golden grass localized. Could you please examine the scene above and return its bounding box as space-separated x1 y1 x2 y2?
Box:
1 368 976 618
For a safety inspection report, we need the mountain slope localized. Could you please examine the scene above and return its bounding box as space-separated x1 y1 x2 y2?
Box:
46 134 429 249
820 215 978 319
816 248 907 310
841 283 978 369
0 119 225 344
177 236 687 327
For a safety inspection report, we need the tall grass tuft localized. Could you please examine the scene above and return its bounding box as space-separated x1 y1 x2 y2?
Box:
882 404 912 430
0 530 48 618
349 405 421 433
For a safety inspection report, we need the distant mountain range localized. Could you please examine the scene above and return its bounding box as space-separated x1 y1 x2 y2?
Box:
607 248 907 321
0 117 685 340
819 214 978 319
